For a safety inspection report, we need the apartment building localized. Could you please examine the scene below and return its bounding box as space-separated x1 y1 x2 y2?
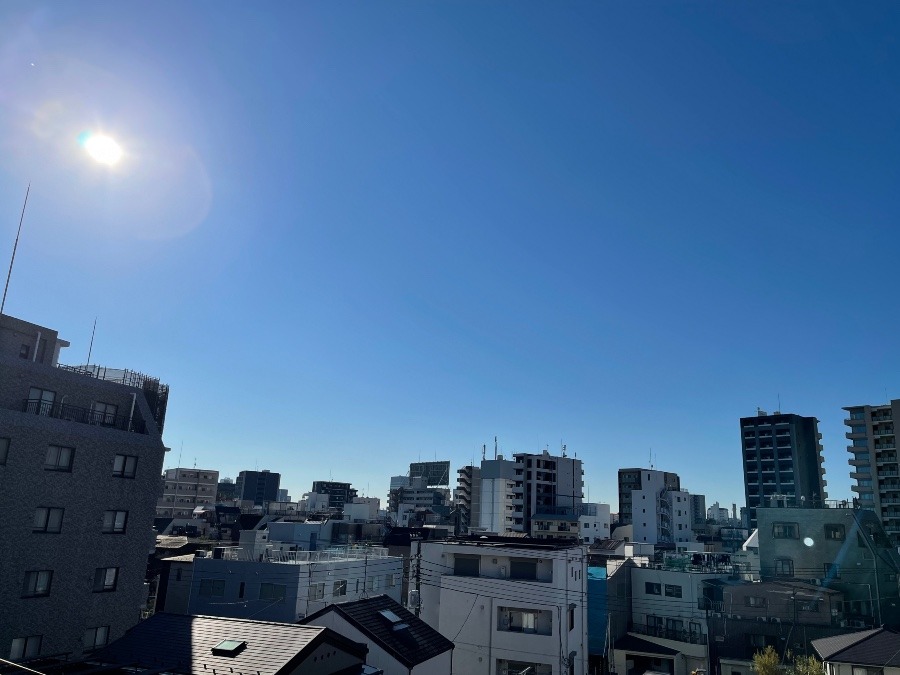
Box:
455 464 482 532
844 399 900 546
740 411 827 530
311 481 357 510
188 545 403 623
512 450 583 534
235 469 280 505
0 313 169 661
619 469 694 545
416 536 588 675
479 456 518 533
156 466 218 518
618 468 680 526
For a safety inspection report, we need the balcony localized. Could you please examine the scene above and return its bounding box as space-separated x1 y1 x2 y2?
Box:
629 622 707 645
19 399 147 434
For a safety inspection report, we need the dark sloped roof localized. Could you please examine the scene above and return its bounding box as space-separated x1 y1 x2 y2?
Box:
91 612 366 675
614 634 680 656
812 628 900 666
303 595 454 668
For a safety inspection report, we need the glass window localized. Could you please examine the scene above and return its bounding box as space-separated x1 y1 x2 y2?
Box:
0 437 9 465
454 555 480 577
510 559 537 580
333 580 347 597
309 582 325 600
664 584 682 598
853 439 870 447
44 445 74 472
850 426 866 434
83 626 109 651
259 583 286 601
199 579 225 597
33 507 64 533
90 402 118 426
10 635 42 660
112 454 138 478
824 563 841 579
22 570 53 598
772 522 799 539
824 524 845 540
775 558 794 577
746 596 766 608
28 388 55 416
645 582 661 595
93 567 119 593
102 510 128 534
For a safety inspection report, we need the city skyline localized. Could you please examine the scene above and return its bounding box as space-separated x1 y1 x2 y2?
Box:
2 3 899 509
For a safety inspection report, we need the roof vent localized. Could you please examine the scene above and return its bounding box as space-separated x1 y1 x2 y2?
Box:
212 640 247 657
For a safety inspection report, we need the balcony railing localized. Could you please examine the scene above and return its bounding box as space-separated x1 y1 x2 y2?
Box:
629 622 707 645
21 399 147 434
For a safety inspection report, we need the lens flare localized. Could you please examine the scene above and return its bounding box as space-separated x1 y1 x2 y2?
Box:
79 132 123 165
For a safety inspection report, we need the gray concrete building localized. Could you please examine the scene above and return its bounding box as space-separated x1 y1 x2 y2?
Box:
741 410 827 530
156 467 219 518
617 467 680 526
235 469 280 505
0 313 169 661
844 400 900 546
455 464 481 533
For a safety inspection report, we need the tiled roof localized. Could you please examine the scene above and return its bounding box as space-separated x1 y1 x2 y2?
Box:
615 634 680 656
812 628 900 666
91 612 366 675
303 595 454 668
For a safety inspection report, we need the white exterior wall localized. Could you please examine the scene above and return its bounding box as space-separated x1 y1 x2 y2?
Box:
417 541 588 675
578 503 611 544
345 497 380 522
669 490 694 544
480 477 517 533
189 549 403 622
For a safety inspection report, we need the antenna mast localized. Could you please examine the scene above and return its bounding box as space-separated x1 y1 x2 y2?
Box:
1 183 31 316
86 317 97 367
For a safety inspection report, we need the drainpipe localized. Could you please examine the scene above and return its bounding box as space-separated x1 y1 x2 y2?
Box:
32 331 41 362
127 393 137 432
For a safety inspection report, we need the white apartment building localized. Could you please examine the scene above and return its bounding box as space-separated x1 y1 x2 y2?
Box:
156 467 218 518
479 456 518 533
629 470 695 545
188 545 403 623
578 502 611 544
416 537 588 675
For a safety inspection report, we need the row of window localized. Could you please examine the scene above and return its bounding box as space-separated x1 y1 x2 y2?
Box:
197 574 400 600
21 566 119 598
10 625 109 661
34 508 128 534
645 582 682 598
0 437 138 478
772 522 845 540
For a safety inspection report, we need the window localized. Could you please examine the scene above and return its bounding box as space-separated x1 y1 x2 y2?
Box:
33 507 64 533
259 583 286 601
746 596 766 608
333 580 347 597
20 344 30 359
112 454 138 478
799 600 820 612
510 559 537 580
90 402 118 426
28 388 55 416
454 555 480 577
10 635 41 660
22 570 53 598
498 607 552 635
309 582 325 600
93 567 119 593
645 582 661 595
852 439 869 447
384 573 395 588
775 558 794 577
199 579 225 597
102 510 128 534
664 584 682 598
44 445 74 472
0 437 9 465
772 522 799 539
82 626 109 651
238 582 245 598
824 563 841 579
366 576 377 592
569 605 575 631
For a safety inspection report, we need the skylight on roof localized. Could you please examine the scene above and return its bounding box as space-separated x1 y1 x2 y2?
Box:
378 609 403 624
211 640 246 656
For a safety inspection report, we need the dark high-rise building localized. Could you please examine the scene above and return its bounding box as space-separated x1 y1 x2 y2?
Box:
617 468 680 525
0 313 169 660
311 481 357 509
740 410 827 530
235 469 280 505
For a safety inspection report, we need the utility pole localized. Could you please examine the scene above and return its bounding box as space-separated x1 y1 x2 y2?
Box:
414 537 422 617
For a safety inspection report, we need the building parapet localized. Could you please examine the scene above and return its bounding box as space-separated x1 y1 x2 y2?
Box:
202 544 391 564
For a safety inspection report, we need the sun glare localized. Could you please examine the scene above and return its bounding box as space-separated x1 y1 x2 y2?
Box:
80 132 123 166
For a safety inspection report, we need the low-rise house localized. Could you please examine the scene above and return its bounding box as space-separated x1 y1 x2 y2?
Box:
86 612 373 675
303 595 454 675
416 535 588 675
813 628 900 675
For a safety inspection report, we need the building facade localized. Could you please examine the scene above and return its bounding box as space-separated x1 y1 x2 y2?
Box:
741 411 827 530
621 469 694 545
311 481 357 510
0 313 169 661
156 467 218 518
512 450 583 534
455 464 482 533
618 468 680 526
235 469 281 505
844 400 900 546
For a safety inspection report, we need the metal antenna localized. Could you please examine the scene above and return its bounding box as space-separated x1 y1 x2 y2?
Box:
86 317 98 367
1 183 31 316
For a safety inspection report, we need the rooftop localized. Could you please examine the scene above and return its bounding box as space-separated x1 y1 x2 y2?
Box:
812 628 900 666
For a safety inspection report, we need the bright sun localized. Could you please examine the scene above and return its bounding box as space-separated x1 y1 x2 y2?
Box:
80 133 123 165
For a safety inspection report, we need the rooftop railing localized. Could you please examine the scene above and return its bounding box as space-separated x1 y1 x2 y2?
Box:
21 399 146 434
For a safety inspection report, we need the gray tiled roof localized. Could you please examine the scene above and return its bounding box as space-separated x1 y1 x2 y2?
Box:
812 628 900 666
91 612 366 675
303 595 454 668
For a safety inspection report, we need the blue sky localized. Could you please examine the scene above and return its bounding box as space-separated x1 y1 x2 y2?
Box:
1 2 899 509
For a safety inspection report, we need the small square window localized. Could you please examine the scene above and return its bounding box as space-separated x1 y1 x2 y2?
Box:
112 454 138 478
199 579 225 597
824 524 845 540
333 580 347 597
664 584 682 598
93 567 119 593
775 558 794 577
20 344 30 359
0 437 9 465
824 563 841 579
44 445 74 472
22 570 53 598
259 583 286 601
645 582 661 595
83 626 109 651
102 510 128 534
33 507 64 533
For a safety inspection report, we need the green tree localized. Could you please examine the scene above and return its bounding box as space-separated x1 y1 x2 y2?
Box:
753 646 781 675
791 654 823 675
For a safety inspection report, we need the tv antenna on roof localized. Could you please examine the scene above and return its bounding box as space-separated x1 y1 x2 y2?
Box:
1 183 31 316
